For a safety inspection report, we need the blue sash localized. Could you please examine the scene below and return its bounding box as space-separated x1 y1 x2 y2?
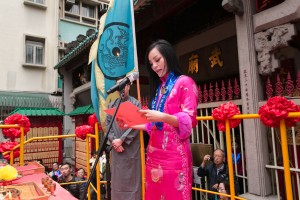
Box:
151 72 179 130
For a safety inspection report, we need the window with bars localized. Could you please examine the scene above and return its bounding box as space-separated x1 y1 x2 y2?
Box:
25 36 45 66
67 2 80 15
82 3 95 18
63 0 99 26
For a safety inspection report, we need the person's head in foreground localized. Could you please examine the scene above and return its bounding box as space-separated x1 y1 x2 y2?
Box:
218 180 230 200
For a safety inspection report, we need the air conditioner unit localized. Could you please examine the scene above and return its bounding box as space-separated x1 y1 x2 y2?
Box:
58 41 66 51
65 0 75 10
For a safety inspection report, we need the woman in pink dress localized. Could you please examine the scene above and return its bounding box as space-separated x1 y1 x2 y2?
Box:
132 40 198 200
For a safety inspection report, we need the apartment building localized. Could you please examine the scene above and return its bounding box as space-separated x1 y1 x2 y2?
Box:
0 0 63 120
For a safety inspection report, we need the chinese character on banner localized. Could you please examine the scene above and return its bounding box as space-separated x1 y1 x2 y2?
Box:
209 47 223 68
188 54 199 74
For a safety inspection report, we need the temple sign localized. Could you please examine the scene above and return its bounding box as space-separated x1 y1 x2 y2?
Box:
188 54 199 74
209 47 223 68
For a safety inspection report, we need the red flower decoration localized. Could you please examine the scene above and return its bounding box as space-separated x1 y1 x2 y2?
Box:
258 96 300 127
75 125 94 140
2 114 31 140
88 113 102 131
0 141 20 161
212 102 241 131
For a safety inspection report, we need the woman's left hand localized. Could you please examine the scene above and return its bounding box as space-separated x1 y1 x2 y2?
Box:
139 109 165 122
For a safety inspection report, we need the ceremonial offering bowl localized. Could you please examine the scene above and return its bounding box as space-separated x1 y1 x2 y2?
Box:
0 188 21 200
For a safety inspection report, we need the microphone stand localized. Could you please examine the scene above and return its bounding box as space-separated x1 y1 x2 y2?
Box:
83 90 125 200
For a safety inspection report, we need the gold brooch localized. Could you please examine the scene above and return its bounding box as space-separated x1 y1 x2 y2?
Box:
161 86 167 94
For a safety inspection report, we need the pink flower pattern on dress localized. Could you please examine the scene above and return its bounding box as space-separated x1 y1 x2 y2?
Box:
145 75 198 200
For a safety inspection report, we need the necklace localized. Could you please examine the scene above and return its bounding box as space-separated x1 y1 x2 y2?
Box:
151 72 179 130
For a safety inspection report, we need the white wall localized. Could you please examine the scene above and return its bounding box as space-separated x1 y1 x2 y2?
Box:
0 1 59 93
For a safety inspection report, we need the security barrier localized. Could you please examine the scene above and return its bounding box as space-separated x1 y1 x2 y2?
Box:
1 111 299 200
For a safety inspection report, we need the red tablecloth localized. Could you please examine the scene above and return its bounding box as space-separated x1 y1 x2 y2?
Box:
13 173 78 200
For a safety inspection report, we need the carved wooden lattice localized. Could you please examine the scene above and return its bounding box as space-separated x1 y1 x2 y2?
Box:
142 77 242 104
197 77 241 103
265 71 300 99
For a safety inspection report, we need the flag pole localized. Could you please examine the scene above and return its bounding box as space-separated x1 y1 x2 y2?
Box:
130 0 146 199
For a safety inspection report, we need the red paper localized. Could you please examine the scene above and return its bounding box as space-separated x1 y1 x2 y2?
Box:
104 101 148 126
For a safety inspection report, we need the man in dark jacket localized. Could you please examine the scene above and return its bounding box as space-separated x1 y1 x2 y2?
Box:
59 163 85 200
197 149 239 200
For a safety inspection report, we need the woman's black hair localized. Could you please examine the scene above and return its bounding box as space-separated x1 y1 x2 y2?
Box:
144 39 184 105
219 179 230 194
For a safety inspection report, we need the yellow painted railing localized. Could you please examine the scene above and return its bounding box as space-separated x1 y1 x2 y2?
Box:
0 124 102 200
1 111 299 200
196 112 300 200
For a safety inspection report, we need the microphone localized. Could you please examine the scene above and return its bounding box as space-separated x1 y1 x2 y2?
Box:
106 72 139 94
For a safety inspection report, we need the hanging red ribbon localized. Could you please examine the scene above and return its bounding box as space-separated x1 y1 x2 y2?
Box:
258 96 300 127
0 141 20 161
212 102 241 132
2 114 31 141
75 125 94 140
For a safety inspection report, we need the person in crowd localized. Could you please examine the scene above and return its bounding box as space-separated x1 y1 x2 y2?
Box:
58 163 62 173
128 39 198 199
58 163 85 200
76 168 86 180
232 140 246 194
99 151 106 179
197 149 239 200
217 180 230 200
76 168 87 188
105 77 142 200
99 151 107 199
48 162 61 180
44 166 50 175
89 150 101 200
89 151 97 168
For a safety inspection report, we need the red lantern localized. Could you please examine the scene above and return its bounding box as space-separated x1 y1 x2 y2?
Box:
75 125 94 140
259 96 300 127
0 141 20 161
212 102 241 132
2 114 30 141
88 113 102 131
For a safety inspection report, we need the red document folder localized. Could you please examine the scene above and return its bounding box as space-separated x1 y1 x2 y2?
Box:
104 101 148 126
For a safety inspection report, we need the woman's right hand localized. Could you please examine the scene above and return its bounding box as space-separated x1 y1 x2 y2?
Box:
138 109 166 122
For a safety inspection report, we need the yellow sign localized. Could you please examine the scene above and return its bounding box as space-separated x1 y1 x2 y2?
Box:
209 47 223 68
188 54 199 74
